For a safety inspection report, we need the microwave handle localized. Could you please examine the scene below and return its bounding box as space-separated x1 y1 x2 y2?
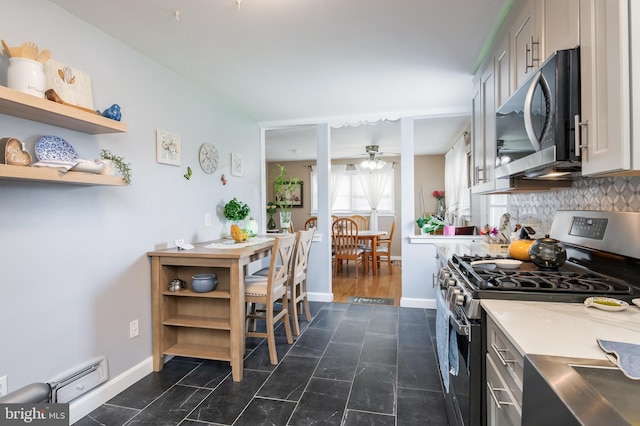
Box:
523 70 551 152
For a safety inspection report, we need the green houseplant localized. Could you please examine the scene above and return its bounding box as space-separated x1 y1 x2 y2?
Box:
100 149 132 185
224 197 250 223
417 215 446 235
273 164 300 231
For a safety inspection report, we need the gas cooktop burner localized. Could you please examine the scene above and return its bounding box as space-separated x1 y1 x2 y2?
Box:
451 254 635 296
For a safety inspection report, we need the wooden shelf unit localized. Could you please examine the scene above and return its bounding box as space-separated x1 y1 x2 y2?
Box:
148 240 275 382
0 163 125 186
0 85 127 134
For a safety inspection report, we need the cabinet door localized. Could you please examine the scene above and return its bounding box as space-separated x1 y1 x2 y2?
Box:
482 65 496 185
495 38 511 108
541 0 580 57
579 0 631 175
471 64 497 194
471 83 483 188
511 0 539 90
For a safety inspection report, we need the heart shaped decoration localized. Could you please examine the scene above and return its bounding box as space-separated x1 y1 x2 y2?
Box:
1 137 32 166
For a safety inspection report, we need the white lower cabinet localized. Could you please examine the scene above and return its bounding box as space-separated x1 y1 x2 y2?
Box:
486 316 523 425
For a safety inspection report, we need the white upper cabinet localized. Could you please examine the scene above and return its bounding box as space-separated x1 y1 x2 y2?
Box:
495 38 511 109
471 63 497 194
511 0 539 90
579 0 633 175
540 0 580 58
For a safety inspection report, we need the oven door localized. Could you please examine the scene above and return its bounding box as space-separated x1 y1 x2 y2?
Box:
446 309 484 426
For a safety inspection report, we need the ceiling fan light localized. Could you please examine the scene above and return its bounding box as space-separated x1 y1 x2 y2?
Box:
375 159 386 169
360 159 373 169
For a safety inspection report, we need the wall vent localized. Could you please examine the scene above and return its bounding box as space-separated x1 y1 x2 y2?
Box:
49 356 108 403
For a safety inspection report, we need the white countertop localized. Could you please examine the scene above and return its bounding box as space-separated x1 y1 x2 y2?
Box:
482 299 640 360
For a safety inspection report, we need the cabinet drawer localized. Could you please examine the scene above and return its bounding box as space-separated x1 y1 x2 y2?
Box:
486 353 522 426
486 316 524 404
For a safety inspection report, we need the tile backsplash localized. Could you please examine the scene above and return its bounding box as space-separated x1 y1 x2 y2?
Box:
509 176 640 233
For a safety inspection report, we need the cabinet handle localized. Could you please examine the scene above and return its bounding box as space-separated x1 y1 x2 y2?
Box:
474 165 483 184
574 114 589 156
526 36 540 71
487 382 515 408
491 343 515 366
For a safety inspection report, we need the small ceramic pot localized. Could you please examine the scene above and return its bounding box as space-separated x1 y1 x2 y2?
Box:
192 273 217 293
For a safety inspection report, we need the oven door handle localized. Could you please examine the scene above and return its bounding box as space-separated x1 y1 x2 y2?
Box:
449 313 470 339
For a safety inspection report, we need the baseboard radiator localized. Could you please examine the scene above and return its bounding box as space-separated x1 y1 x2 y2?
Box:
0 356 108 405
49 356 108 403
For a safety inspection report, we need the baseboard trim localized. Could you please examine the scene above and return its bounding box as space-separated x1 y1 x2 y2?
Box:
307 292 333 302
69 356 153 424
400 297 436 309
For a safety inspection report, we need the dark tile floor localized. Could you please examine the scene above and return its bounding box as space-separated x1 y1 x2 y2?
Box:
75 302 447 426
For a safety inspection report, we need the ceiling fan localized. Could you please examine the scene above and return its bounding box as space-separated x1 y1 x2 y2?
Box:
358 145 395 169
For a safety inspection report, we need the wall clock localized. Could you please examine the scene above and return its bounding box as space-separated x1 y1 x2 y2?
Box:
199 143 218 174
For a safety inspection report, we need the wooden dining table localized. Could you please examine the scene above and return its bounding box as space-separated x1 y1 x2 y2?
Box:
357 230 387 276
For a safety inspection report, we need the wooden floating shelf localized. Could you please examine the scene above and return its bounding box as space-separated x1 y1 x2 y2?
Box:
0 85 127 134
0 164 125 186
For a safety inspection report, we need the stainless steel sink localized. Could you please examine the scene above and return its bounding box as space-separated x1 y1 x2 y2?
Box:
523 354 639 426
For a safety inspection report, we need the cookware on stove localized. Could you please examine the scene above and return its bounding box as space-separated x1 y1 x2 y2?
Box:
529 235 567 269
509 239 535 261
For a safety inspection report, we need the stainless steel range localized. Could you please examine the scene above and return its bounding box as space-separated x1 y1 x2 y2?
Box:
436 210 640 426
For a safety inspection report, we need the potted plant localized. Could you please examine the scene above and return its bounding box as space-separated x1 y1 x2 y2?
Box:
273 164 300 232
416 215 446 235
99 149 132 185
223 197 250 225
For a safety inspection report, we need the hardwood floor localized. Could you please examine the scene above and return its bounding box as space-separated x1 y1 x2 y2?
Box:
331 259 401 305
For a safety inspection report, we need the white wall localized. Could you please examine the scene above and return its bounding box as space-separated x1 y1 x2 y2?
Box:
0 0 260 400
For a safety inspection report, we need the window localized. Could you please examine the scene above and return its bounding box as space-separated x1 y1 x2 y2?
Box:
310 169 394 214
488 194 509 227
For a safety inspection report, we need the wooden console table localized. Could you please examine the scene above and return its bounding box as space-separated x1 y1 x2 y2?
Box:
148 238 274 381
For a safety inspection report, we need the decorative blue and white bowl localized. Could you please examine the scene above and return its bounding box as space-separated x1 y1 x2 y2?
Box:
192 273 217 293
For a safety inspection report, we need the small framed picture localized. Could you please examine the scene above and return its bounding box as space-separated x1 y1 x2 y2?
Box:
231 153 243 176
275 181 303 207
156 130 181 166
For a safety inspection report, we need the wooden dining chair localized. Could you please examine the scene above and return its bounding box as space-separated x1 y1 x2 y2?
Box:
304 216 317 230
289 229 314 335
366 216 396 272
252 229 315 335
349 214 369 231
244 234 296 365
332 217 366 277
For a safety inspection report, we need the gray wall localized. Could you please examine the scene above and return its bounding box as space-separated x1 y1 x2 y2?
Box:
0 0 260 394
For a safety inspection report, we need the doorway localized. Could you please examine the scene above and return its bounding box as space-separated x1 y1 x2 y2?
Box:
264 122 401 304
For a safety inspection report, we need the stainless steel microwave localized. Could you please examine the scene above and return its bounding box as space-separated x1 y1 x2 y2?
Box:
495 47 581 179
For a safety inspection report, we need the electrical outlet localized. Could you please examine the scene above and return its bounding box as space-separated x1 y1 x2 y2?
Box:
129 320 139 339
205 213 211 227
0 375 7 398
